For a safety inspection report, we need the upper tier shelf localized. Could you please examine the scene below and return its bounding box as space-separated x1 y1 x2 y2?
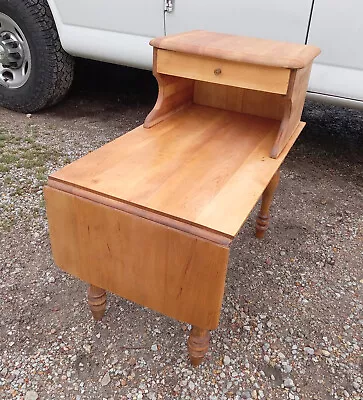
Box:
150 30 321 69
48 104 304 243
147 31 320 159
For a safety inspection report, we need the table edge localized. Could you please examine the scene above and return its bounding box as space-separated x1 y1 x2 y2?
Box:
46 179 233 247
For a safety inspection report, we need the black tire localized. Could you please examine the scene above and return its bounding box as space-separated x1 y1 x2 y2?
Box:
0 0 74 113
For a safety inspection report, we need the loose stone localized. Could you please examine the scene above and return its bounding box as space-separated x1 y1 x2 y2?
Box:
304 347 315 356
283 378 295 389
223 355 231 366
25 392 39 400
100 372 111 386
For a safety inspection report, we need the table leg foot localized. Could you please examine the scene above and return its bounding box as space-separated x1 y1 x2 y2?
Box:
256 169 280 239
187 326 210 367
87 284 106 321
256 214 269 239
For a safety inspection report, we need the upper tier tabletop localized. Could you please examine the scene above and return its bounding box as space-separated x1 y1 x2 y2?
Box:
48 105 303 241
150 30 320 69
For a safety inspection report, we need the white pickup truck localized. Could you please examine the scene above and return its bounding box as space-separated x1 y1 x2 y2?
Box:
0 0 362 113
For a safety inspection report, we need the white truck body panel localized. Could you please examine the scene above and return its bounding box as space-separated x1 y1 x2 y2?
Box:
56 26 153 70
164 0 313 43
47 0 363 108
309 63 363 102
307 0 363 101
47 0 163 69
49 0 164 38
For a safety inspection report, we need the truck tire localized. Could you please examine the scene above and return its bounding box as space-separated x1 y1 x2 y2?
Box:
0 0 74 113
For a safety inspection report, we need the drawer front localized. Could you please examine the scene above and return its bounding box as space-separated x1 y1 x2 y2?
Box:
157 49 290 95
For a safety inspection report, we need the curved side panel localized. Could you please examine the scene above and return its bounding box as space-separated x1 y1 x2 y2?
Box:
144 49 194 127
271 64 311 158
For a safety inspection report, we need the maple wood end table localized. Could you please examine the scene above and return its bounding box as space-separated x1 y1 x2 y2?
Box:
44 31 320 366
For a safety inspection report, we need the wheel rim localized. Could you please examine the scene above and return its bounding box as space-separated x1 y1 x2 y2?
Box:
0 12 31 89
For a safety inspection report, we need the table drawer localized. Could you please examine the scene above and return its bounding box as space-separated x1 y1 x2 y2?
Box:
156 49 290 95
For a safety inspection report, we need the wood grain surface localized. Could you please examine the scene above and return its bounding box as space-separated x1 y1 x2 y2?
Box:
47 180 232 246
271 63 313 158
144 48 194 128
256 170 281 239
48 104 304 238
150 30 320 69
194 81 285 120
44 187 229 330
157 49 290 94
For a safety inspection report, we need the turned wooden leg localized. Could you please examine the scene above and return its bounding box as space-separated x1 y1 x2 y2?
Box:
87 284 106 321
256 169 281 239
187 326 210 367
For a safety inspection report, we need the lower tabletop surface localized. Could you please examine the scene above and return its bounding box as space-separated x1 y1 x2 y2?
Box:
48 104 303 240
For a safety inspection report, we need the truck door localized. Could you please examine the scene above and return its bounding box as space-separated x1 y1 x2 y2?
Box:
307 0 363 101
164 0 314 44
48 0 165 69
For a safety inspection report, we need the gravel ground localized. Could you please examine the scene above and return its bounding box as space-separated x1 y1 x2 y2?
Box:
0 61 362 400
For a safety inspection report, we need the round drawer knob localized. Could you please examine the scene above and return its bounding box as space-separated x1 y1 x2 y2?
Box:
214 68 222 76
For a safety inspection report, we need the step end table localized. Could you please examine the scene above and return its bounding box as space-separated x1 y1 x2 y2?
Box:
44 31 320 366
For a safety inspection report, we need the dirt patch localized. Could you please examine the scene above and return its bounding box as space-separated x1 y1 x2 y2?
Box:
0 61 362 400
